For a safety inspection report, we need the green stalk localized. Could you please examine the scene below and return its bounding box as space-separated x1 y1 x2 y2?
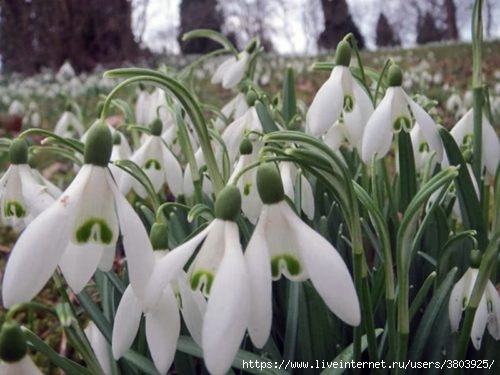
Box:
471 0 484 187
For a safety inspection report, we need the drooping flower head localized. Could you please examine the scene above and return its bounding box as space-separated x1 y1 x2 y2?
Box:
2 122 156 307
0 139 60 230
449 250 500 350
306 40 373 150
0 322 43 375
361 65 443 163
144 186 249 375
245 162 360 348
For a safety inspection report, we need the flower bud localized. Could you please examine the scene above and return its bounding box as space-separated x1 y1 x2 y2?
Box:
0 322 27 363
84 122 112 167
239 138 253 155
9 138 28 165
245 39 258 54
246 90 258 106
469 249 482 269
388 65 403 87
257 162 284 204
150 222 169 250
214 185 241 221
150 118 163 136
335 41 351 67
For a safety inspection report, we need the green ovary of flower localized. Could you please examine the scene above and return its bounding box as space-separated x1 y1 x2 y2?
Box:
75 218 114 244
271 254 302 279
191 270 214 296
144 159 161 170
243 182 251 196
4 201 26 218
393 116 411 133
343 95 354 112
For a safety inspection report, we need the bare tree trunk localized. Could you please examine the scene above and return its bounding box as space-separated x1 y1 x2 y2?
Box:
444 0 459 40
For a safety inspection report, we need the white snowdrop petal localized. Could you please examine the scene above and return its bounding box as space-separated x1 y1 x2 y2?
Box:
202 222 249 375
112 286 143 359
145 287 180 374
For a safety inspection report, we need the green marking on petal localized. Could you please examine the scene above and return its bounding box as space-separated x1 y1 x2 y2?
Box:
243 182 251 196
419 142 429 152
144 159 162 170
3 201 26 218
75 218 114 244
393 116 411 133
191 270 214 296
271 254 302 279
343 95 354 112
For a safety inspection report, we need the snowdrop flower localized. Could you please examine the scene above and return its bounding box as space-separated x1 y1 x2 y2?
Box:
449 252 500 350
211 51 249 89
279 161 314 220
450 109 500 176
0 322 43 375
245 163 360 348
222 106 263 164
145 186 250 375
54 110 85 138
361 65 443 163
108 130 132 182
0 139 59 230
214 92 249 132
228 138 262 223
112 222 206 374
135 87 171 128
411 126 437 173
306 41 373 149
56 61 76 82
119 119 183 197
2 122 156 307
84 322 112 375
8 100 25 117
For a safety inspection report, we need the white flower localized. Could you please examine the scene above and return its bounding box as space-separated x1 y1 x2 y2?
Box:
85 322 112 375
245 163 360 348
449 267 500 350
56 61 76 81
228 140 262 224
306 65 373 148
279 162 314 220
411 125 437 173
144 187 249 375
54 111 85 138
119 133 183 197
0 140 60 230
361 86 443 163
8 100 25 117
214 93 249 132
211 51 249 89
450 109 500 176
0 356 43 375
222 107 263 164
2 124 155 307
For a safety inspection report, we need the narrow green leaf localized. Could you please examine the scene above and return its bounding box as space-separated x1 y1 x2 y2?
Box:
320 329 384 375
77 290 113 343
123 350 161 375
255 100 279 133
282 67 296 125
23 327 92 375
439 126 486 248
409 268 457 361
398 131 417 212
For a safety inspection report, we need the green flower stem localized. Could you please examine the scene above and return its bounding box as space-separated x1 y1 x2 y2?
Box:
19 128 84 154
103 69 225 193
454 233 500 366
5 303 57 322
395 167 458 371
472 86 484 187
345 33 374 104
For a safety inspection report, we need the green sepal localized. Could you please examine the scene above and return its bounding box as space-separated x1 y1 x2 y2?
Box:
245 90 258 106
388 65 403 87
239 138 253 155
469 249 482 268
150 118 163 136
257 162 284 204
84 122 112 167
150 222 169 250
9 138 28 165
214 185 241 221
0 322 27 363
335 40 352 67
